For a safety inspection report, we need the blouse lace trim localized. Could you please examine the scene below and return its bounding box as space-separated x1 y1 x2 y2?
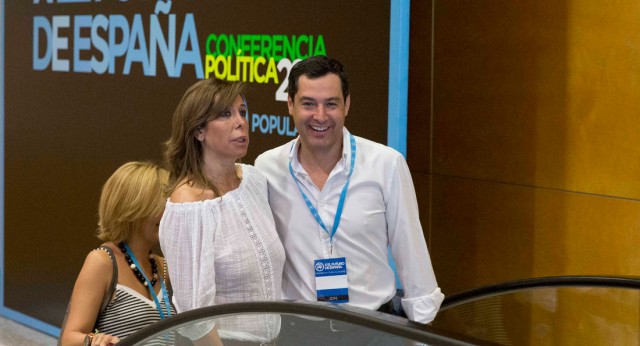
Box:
236 197 276 340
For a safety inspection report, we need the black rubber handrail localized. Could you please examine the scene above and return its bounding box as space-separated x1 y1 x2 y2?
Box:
441 275 640 310
119 300 487 346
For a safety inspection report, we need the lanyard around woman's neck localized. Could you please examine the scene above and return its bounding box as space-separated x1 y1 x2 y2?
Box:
288 133 356 254
123 243 172 319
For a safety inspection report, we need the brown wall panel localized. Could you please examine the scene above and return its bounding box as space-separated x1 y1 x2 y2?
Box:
411 0 640 341
407 0 433 249
407 0 432 175
426 0 640 294
431 0 640 200
432 1 568 191
431 175 640 294
560 1 640 199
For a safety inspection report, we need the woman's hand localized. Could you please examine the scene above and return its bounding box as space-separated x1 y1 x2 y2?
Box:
90 332 120 345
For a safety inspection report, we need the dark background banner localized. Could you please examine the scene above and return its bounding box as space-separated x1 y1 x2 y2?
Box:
3 1 391 328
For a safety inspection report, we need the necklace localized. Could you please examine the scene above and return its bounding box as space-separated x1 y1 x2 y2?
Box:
118 242 158 287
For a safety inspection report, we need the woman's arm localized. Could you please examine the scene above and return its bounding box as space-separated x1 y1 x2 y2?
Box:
59 249 120 346
160 184 219 340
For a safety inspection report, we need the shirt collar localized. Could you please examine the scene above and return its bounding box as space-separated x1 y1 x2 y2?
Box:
289 127 352 173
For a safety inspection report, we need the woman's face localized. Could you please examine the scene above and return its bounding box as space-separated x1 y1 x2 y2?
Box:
140 213 162 246
197 95 249 163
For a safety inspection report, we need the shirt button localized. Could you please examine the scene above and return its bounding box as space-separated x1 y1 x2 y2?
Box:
323 233 329 239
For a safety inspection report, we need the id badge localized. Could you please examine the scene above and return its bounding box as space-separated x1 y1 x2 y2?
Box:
314 257 349 303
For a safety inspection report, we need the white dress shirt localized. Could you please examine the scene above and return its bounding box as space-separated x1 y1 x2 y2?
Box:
255 128 444 324
159 164 285 341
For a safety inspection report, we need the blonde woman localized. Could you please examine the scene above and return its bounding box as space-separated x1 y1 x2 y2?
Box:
59 162 175 345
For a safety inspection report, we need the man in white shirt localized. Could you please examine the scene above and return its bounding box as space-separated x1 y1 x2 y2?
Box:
255 56 444 331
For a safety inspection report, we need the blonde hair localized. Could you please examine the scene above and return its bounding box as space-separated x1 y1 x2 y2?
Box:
97 161 169 242
164 78 247 197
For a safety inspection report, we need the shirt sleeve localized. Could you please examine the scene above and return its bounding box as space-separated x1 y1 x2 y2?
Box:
159 202 217 339
385 154 445 324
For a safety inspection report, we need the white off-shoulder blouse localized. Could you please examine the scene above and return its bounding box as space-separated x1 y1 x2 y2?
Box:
159 164 285 342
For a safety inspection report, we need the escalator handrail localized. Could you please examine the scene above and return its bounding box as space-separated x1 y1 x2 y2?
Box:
118 300 485 346
441 275 640 310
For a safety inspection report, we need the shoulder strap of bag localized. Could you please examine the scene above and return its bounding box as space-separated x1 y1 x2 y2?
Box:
97 245 118 314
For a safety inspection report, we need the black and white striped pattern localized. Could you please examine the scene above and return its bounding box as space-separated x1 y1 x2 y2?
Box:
95 285 176 344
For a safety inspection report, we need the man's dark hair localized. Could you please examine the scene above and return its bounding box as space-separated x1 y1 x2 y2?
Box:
288 56 350 101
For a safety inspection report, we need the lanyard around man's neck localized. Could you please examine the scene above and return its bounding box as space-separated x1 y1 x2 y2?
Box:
288 134 356 254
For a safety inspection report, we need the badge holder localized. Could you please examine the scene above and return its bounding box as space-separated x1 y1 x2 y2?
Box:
314 257 349 303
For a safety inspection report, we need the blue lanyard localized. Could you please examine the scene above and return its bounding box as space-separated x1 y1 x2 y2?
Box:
288 134 356 249
123 243 172 319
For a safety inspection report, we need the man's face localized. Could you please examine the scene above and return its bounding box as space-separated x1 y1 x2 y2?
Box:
288 73 350 154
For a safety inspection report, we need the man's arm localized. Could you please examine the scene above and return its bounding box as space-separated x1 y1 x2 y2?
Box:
385 154 444 324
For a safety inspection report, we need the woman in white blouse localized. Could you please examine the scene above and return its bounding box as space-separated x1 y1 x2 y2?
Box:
159 78 285 345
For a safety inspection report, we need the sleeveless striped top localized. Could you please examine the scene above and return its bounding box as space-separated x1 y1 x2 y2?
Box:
95 284 176 342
